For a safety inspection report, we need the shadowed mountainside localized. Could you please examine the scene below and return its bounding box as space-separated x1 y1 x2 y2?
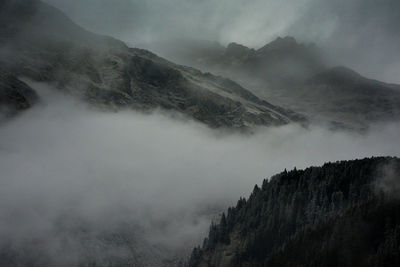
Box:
0 0 304 129
0 69 38 119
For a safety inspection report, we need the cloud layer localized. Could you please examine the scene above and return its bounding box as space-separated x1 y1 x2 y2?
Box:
0 82 399 263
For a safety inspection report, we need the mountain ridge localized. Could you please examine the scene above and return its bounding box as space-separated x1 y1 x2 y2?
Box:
0 0 304 129
158 37 400 131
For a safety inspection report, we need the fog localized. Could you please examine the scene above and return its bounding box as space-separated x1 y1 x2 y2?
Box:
0 82 399 264
42 0 400 83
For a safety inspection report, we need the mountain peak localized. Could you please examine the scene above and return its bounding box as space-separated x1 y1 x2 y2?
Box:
0 0 302 129
225 42 251 58
326 66 362 78
258 36 298 53
309 66 363 85
226 42 250 50
271 36 297 45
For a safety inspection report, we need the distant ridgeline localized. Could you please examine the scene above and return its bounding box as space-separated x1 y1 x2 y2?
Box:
188 157 400 267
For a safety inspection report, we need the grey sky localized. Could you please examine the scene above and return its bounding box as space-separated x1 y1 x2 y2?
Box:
42 0 400 83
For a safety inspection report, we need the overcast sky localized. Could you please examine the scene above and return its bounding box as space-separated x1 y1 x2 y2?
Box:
42 0 400 83
2 1 400 263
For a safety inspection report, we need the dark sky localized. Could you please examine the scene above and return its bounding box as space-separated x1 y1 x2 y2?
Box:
43 0 400 83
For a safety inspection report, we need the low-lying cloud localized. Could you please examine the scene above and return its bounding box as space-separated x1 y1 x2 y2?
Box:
1 82 400 265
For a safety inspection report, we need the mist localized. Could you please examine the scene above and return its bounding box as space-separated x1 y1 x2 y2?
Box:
0 81 399 264
41 0 400 84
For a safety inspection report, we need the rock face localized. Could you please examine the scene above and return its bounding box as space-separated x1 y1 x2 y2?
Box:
189 157 400 267
0 69 38 119
160 37 400 131
0 0 303 129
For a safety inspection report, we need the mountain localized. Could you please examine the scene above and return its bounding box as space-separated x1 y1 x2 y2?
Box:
0 69 38 120
188 157 400 267
0 0 304 129
222 37 324 89
159 37 400 131
296 67 400 129
157 37 325 89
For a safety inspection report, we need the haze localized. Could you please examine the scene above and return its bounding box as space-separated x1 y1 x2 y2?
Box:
0 82 399 264
1 0 400 265
43 0 400 83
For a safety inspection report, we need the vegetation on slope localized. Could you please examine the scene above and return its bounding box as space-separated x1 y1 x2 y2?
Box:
189 157 400 267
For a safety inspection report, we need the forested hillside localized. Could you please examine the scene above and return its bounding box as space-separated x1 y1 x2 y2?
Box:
189 157 400 267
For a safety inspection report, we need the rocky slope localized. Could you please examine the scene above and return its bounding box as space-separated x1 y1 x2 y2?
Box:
188 157 400 267
221 37 324 95
0 69 38 119
167 36 325 90
292 67 400 130
160 37 400 131
0 0 303 129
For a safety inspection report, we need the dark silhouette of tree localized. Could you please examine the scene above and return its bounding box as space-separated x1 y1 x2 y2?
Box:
188 157 400 267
